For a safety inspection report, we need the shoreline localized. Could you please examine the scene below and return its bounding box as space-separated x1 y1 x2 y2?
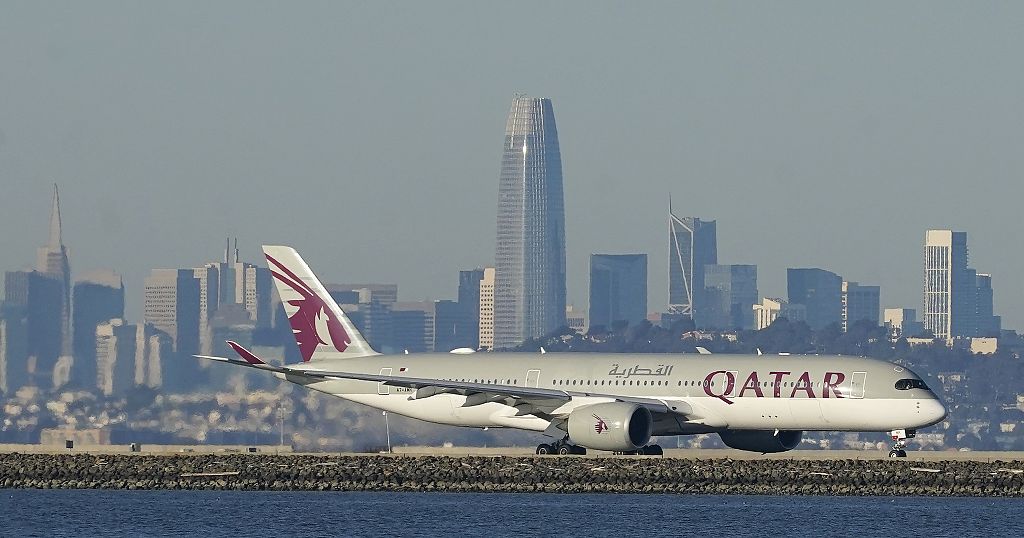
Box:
3 443 1022 462
1 453 1022 496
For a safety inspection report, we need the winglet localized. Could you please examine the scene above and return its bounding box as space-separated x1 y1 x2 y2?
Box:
227 340 266 365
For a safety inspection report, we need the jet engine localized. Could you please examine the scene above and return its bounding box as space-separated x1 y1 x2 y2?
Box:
567 402 653 452
718 430 803 453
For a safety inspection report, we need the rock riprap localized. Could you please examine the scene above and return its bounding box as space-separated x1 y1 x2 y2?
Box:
0 454 1021 496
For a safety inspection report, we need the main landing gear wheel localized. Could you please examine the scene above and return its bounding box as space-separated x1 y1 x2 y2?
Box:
537 438 586 456
613 444 663 456
887 429 915 458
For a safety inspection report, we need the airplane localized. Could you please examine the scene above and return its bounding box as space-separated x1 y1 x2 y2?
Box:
196 245 947 458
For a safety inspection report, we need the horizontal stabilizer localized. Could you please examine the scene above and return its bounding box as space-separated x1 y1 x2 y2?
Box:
193 354 287 375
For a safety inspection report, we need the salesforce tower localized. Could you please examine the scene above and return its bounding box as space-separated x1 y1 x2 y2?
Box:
493 96 566 349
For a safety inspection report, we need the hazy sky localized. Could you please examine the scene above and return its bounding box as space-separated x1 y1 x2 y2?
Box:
2 2 1023 327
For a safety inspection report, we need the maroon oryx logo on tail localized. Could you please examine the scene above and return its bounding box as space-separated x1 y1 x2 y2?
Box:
266 254 350 361
593 414 608 434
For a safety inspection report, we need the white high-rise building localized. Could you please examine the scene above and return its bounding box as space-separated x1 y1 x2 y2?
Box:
753 298 806 331
193 264 219 356
923 230 972 340
478 268 496 351
95 319 137 396
144 269 199 353
133 323 168 389
884 308 925 339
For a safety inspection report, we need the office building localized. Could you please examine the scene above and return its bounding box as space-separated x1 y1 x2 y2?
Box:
974 274 1000 337
332 284 399 308
391 302 435 353
328 283 399 351
0 316 28 393
702 264 758 330
3 270 63 388
589 254 648 330
479 268 496 351
923 230 972 339
134 323 170 389
95 319 136 396
494 96 567 349
242 264 272 326
787 268 843 331
884 308 925 339
193 263 220 356
432 300 462 353
753 298 806 331
668 210 717 322
565 305 586 333
457 269 485 350
841 281 880 332
387 300 464 353
144 269 200 354
144 269 199 390
194 241 273 355
71 270 125 389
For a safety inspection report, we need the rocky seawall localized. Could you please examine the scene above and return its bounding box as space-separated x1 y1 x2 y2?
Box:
1 454 1022 496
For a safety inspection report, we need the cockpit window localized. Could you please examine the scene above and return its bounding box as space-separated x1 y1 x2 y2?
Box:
894 379 928 390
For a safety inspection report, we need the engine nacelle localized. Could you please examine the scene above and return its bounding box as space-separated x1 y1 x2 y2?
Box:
718 430 803 453
567 402 653 452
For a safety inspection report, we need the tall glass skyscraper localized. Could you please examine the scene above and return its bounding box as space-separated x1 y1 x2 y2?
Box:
668 210 717 322
589 254 648 330
787 267 843 331
494 96 566 349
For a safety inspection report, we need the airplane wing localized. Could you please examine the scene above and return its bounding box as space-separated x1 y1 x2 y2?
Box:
197 342 701 420
296 368 679 415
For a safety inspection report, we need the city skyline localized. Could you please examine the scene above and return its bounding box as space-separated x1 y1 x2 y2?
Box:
2 184 1009 338
2 4 1024 327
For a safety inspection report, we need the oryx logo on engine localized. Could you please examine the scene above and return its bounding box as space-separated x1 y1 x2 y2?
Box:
593 414 608 434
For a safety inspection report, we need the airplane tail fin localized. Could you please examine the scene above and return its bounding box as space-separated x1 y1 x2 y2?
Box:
263 245 379 362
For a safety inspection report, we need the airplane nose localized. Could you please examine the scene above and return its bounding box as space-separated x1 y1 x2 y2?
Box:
922 398 947 425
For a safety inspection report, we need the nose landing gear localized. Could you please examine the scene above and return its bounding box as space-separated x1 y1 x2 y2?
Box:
888 429 915 458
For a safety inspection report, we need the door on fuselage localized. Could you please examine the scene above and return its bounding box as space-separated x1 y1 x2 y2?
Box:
378 367 392 395
850 372 867 399
526 369 540 388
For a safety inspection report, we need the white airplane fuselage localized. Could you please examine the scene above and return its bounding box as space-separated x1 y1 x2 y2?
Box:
281 352 946 435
